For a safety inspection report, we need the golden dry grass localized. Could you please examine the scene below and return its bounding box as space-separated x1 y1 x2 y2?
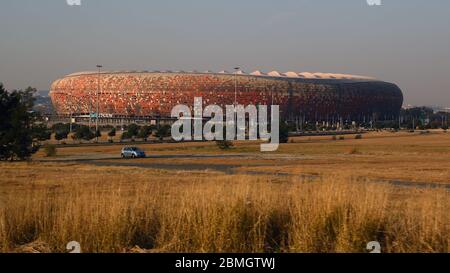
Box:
1 131 449 253
35 130 450 184
238 131 450 183
0 163 449 253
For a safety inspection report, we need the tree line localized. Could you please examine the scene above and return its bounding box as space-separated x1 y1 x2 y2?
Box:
49 123 172 144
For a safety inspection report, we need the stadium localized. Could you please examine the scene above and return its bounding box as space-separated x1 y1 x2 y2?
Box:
49 70 403 122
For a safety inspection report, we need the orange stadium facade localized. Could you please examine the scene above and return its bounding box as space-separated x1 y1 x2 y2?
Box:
49 70 403 121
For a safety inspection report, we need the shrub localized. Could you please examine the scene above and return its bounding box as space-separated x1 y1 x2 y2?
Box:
95 129 102 139
216 140 234 150
127 124 140 137
51 123 71 134
138 126 153 141
32 124 52 143
44 145 57 157
155 125 171 141
121 132 132 141
279 122 290 144
108 128 116 142
72 126 95 142
55 131 69 143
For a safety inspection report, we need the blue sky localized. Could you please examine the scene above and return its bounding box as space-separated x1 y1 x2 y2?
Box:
0 0 449 106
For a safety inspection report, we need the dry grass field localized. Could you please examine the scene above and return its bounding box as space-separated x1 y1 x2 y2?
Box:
38 130 450 184
1 130 449 253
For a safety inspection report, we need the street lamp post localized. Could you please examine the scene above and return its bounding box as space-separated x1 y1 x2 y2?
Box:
88 90 92 129
234 67 240 107
69 87 73 133
96 65 103 141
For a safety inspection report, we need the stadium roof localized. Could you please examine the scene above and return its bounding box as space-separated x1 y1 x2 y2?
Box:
66 70 377 81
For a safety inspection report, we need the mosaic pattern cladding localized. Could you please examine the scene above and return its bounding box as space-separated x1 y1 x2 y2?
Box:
49 71 403 120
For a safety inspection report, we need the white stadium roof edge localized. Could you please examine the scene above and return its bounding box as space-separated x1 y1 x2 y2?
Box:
65 70 377 81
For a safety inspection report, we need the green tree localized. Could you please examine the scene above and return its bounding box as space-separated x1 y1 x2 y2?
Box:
0 84 45 161
73 126 95 143
108 128 116 142
32 124 52 143
121 131 132 141
44 144 57 157
127 124 140 137
279 121 290 144
51 123 71 134
138 126 153 141
155 125 171 141
95 129 102 141
55 131 69 144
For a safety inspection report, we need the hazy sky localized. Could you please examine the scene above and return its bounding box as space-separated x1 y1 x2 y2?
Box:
0 0 449 106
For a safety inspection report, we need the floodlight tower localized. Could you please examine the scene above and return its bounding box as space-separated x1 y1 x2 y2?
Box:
96 65 103 141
